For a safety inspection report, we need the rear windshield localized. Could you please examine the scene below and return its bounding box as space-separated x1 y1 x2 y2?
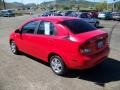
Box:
61 19 97 34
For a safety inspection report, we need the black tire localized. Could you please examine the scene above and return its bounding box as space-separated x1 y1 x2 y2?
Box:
95 22 99 27
50 55 68 76
10 40 20 54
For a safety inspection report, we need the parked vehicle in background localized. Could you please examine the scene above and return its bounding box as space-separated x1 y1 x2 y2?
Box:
9 16 110 75
98 12 113 20
65 12 99 27
41 11 62 17
0 11 2 17
64 10 75 16
1 9 15 17
77 12 100 27
41 11 100 27
41 11 53 16
112 12 120 21
89 11 98 18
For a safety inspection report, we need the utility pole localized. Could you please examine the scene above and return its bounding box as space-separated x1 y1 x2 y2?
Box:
3 0 6 9
107 0 108 11
113 0 116 12
94 0 96 10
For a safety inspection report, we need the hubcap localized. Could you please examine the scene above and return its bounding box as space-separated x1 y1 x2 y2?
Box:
11 42 16 53
51 58 62 73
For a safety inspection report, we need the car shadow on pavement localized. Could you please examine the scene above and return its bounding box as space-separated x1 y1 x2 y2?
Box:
23 53 50 67
66 58 120 87
23 54 120 87
97 26 104 29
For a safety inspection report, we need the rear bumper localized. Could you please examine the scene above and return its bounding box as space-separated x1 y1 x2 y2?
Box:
98 17 105 19
67 47 110 69
113 16 120 20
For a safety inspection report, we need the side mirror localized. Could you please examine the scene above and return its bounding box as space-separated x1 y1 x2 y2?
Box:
15 29 21 33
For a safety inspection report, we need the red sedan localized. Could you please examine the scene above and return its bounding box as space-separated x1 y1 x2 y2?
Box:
9 16 110 75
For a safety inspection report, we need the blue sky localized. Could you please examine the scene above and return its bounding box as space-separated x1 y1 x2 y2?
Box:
5 0 119 4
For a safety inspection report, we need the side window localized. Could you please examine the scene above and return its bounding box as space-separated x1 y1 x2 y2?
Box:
50 23 55 35
37 21 55 35
22 21 39 34
37 21 45 34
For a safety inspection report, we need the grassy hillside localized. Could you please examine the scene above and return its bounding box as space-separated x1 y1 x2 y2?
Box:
40 0 97 11
0 2 36 10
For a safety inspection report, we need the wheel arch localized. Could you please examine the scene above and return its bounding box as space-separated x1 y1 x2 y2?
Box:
47 52 68 66
9 39 13 44
48 52 61 63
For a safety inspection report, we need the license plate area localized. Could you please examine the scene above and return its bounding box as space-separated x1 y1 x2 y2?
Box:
96 40 104 49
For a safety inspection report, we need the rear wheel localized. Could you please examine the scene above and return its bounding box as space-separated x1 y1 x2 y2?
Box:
50 55 67 76
10 40 19 54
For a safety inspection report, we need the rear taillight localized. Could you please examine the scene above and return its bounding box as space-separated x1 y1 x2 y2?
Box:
80 48 92 54
80 41 92 54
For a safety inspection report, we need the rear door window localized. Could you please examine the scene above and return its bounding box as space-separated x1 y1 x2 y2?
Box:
37 21 55 35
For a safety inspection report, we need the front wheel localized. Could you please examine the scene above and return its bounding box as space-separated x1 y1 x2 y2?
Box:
10 40 19 54
50 55 67 76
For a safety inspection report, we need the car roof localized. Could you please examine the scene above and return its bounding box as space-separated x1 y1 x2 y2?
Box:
1 9 12 11
31 16 79 23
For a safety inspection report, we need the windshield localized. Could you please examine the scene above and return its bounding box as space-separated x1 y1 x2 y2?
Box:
61 19 97 34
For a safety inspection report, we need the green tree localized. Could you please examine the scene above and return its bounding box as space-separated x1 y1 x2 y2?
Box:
116 3 120 11
96 1 107 11
0 0 2 9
